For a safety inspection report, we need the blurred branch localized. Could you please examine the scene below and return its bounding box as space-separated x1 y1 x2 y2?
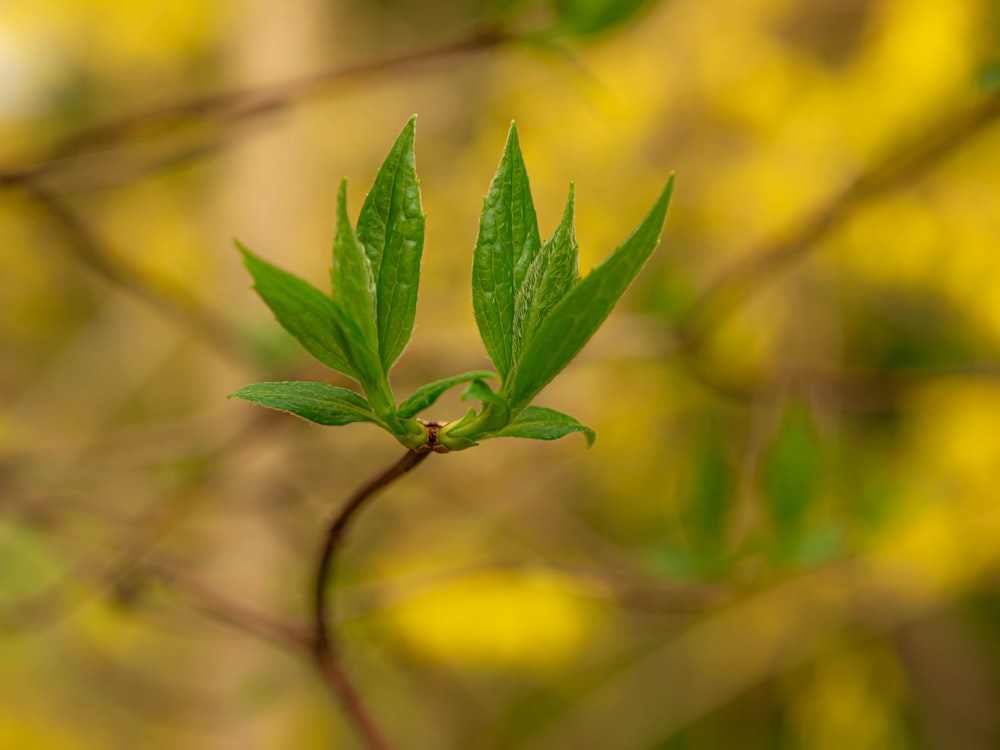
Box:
144 561 311 650
0 27 509 192
678 90 1000 346
313 449 432 750
512 560 979 750
0 409 288 636
0 27 515 371
18 178 250 362
0 544 308 653
686 359 1000 412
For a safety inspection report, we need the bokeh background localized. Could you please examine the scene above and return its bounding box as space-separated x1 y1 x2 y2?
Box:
3 0 1000 747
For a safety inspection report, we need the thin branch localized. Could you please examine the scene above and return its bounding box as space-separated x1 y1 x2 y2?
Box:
0 27 509 188
685 358 1000 413
146 562 311 651
313 449 431 659
312 448 431 750
677 90 1000 346
18 178 249 363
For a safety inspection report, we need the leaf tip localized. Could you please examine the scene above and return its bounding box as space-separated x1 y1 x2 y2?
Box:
234 240 261 275
663 172 676 199
399 115 417 142
504 120 520 149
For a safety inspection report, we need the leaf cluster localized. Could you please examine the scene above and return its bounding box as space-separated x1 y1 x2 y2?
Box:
232 117 673 452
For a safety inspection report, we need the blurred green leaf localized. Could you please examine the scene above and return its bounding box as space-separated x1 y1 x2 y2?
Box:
683 423 735 545
237 241 355 379
473 122 542 379
504 174 674 413
397 370 497 418
553 0 657 35
977 62 1000 90
229 381 377 426
356 116 426 371
761 402 824 534
485 405 595 445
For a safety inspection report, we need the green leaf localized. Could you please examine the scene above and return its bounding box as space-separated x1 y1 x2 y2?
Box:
460 380 510 440
434 379 510 448
472 122 542 379
460 378 511 430
682 422 735 545
554 0 655 35
762 402 824 533
357 116 426 371
330 178 379 358
328 180 394 417
237 241 355 378
485 405 595 446
396 370 498 418
230 381 377 427
512 183 579 363
504 174 674 413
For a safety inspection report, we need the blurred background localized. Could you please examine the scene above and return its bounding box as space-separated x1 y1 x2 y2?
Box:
2 0 1000 747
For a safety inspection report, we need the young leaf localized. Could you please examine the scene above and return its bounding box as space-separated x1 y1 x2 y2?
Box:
472 122 542 379
396 370 497 418
461 378 507 408
512 183 579 363
330 178 379 359
357 116 426 371
328 179 395 417
230 381 377 427
237 241 355 379
504 174 674 413
762 402 824 532
484 405 595 446
329 304 397 421
434 379 510 448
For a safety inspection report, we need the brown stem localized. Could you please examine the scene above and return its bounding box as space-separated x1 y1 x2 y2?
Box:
313 449 431 750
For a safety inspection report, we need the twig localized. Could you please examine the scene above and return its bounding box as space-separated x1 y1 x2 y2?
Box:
312 449 432 750
18 178 248 363
0 27 509 188
684 357 1000 413
678 90 1000 346
147 562 311 650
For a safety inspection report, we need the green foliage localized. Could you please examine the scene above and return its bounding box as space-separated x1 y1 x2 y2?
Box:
233 117 672 452
236 242 356 377
552 0 657 35
397 371 497 418
683 423 735 546
471 123 542 381
230 381 378 427
355 117 425 370
486 405 596 446
499 171 673 414
761 402 827 561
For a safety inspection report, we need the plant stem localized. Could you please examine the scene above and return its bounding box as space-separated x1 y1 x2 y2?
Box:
313 449 431 749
